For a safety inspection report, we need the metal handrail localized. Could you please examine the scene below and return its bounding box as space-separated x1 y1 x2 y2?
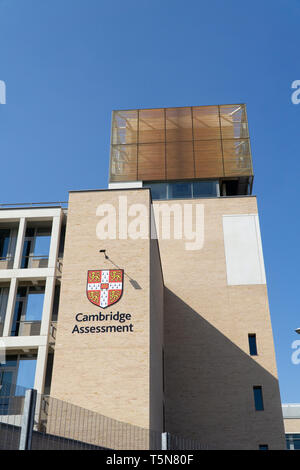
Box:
0 202 68 208
49 321 57 342
11 320 42 337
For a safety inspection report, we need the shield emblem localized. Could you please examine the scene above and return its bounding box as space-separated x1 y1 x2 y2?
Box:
87 269 124 309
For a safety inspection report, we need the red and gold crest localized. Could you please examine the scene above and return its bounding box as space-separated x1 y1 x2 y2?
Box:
86 269 124 309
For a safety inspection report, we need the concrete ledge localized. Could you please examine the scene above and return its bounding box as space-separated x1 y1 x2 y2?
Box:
0 335 48 350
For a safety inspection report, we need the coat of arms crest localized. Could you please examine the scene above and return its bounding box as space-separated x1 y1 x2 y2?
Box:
86 269 124 308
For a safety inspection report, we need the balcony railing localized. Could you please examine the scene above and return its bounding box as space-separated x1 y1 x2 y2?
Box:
0 256 14 270
56 258 63 275
0 395 25 417
49 321 57 345
11 321 41 337
22 255 49 269
0 202 68 209
0 383 27 417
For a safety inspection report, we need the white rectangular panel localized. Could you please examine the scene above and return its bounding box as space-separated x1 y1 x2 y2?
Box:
222 214 266 285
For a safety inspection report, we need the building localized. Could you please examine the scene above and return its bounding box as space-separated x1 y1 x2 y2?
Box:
283 404 300 449
0 104 286 449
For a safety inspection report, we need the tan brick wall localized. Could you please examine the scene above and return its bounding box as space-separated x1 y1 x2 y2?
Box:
284 418 300 433
155 196 285 449
149 218 164 432
50 190 285 450
50 189 162 434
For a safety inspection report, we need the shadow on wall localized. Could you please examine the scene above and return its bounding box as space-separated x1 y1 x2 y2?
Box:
163 288 286 450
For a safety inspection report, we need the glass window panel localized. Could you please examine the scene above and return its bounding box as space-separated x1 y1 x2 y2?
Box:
248 334 258 356
223 139 252 176
253 386 264 411
220 105 248 139
293 435 300 450
0 229 10 259
11 301 23 336
221 121 249 139
166 141 194 180
34 235 51 257
15 358 36 395
193 181 217 198
194 140 223 178
138 109 165 143
193 106 221 141
143 183 167 200
168 182 192 199
0 356 17 369
111 110 138 144
219 104 247 123
25 228 35 237
21 240 31 268
137 143 166 180
17 287 27 299
0 371 13 396
166 107 193 142
110 144 137 182
0 287 8 326
25 293 44 321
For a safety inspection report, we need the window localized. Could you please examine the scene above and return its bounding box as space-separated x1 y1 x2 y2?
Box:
0 287 8 335
21 225 52 268
286 434 300 450
253 386 264 411
0 229 10 259
0 356 17 397
11 286 44 336
193 180 217 198
15 357 37 396
26 292 45 321
33 228 51 258
0 355 37 414
143 180 218 200
147 183 167 200
248 334 258 356
259 445 268 450
168 182 192 199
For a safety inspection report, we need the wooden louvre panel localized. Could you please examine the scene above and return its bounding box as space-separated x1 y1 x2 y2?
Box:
138 108 165 143
194 140 224 178
109 104 253 182
111 110 138 145
166 141 194 180
222 139 253 176
192 106 221 141
137 143 166 180
110 144 137 182
165 107 193 142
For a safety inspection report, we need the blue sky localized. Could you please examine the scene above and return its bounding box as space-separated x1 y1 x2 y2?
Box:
0 0 299 402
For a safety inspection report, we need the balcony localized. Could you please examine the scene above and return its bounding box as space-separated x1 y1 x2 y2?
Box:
0 225 18 270
10 286 44 337
0 394 25 417
0 256 14 270
11 321 41 337
21 224 52 270
22 255 49 269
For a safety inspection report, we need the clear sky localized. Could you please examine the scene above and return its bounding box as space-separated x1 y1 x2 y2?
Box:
0 0 299 403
